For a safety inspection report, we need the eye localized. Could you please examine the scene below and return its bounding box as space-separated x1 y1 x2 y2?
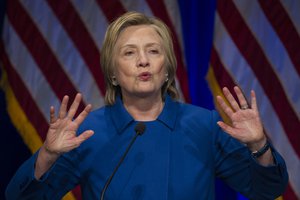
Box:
124 51 134 56
149 49 159 54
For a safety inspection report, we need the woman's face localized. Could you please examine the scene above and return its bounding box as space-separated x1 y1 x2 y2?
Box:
113 25 167 100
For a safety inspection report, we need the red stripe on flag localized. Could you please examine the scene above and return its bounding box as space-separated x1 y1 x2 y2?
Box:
146 0 190 102
96 0 126 22
217 0 300 158
71 185 81 200
258 0 300 76
283 183 299 200
0 41 48 140
46 0 106 95
7 0 86 112
210 47 236 90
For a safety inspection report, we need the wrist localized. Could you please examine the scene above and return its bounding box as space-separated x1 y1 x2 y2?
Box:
34 145 60 180
247 135 267 152
251 140 271 158
40 145 61 162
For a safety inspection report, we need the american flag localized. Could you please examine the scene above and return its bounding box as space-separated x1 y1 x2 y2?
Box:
0 0 299 200
209 1 300 199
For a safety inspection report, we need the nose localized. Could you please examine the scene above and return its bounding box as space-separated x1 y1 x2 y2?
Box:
137 51 149 67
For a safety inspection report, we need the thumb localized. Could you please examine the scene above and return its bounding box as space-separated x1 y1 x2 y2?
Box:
76 130 94 144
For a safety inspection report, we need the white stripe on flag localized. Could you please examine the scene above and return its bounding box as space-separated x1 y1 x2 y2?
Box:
71 0 109 50
163 0 185 55
20 0 104 109
234 0 300 118
280 0 300 36
120 0 154 17
2 18 60 120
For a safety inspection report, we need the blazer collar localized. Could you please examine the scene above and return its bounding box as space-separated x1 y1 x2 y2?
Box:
109 94 179 134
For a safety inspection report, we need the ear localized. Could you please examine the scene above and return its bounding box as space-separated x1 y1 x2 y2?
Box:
111 76 119 86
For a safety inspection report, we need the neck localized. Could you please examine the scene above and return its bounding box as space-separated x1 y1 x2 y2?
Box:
122 94 164 121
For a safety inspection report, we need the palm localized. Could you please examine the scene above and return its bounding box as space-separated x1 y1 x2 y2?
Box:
230 109 263 143
217 87 265 145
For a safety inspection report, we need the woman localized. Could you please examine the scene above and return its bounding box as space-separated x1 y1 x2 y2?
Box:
6 12 288 200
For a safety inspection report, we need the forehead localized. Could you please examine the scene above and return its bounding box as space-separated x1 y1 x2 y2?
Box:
116 25 162 46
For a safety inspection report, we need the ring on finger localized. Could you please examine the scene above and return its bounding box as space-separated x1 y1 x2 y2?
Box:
241 104 249 110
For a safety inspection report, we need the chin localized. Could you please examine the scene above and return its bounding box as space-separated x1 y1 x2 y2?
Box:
134 89 161 98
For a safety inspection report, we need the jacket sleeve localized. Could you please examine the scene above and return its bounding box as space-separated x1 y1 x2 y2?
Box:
212 111 288 200
5 149 81 200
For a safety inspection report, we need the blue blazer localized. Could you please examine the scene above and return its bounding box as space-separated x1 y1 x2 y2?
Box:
6 95 288 199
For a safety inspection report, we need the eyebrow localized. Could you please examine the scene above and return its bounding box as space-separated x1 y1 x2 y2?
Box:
120 42 162 49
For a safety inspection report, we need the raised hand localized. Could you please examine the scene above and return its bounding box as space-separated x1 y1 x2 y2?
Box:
35 93 94 179
216 86 266 151
44 93 94 155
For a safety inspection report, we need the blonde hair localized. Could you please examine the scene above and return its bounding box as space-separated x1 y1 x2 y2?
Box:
101 11 179 105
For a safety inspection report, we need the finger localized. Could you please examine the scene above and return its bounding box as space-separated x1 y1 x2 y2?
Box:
250 90 258 111
49 106 56 123
216 95 234 118
234 86 248 109
74 130 94 146
222 87 240 111
67 93 82 119
217 121 235 136
59 95 69 119
74 104 92 125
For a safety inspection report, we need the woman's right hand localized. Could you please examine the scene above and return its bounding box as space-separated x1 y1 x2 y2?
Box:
43 93 94 156
35 93 94 179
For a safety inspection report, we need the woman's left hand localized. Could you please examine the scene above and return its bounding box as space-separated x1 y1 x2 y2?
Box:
216 86 266 151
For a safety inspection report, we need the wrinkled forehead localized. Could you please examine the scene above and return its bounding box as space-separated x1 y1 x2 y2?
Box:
115 25 163 48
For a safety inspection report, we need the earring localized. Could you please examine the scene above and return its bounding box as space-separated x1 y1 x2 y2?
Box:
165 73 169 82
111 76 118 86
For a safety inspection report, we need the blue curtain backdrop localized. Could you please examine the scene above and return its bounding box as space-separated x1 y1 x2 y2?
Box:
179 1 245 200
0 0 247 199
179 0 215 109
